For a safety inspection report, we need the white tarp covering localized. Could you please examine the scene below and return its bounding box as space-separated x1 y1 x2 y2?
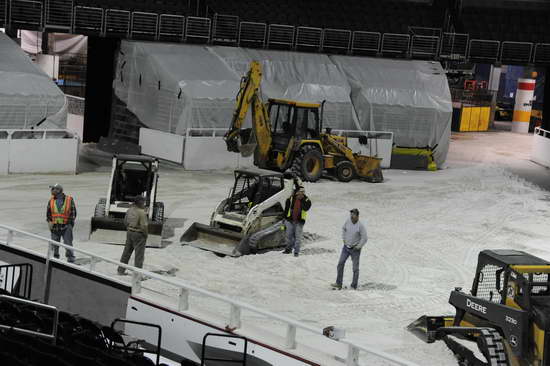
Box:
20 31 88 58
332 57 452 165
0 33 67 129
114 40 451 165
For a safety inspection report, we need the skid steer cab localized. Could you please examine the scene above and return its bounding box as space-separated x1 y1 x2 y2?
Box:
408 249 550 366
181 170 301 257
89 155 165 247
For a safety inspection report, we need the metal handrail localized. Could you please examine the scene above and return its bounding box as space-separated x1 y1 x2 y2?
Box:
0 223 419 366
0 294 59 344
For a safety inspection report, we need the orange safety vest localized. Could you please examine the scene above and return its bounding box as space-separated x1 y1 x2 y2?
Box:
49 195 73 225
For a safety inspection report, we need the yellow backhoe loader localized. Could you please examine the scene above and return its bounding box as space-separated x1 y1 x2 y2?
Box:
224 61 383 183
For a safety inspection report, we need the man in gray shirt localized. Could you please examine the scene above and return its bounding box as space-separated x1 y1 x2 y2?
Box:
331 208 367 290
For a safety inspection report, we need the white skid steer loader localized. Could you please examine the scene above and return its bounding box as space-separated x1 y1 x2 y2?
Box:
89 154 164 247
181 170 301 256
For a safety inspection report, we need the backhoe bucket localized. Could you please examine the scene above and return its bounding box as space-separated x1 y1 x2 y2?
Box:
89 217 163 248
181 222 244 257
355 155 384 183
406 315 447 344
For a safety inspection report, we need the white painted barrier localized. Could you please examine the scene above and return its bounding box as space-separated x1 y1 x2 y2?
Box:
532 127 550 168
139 128 185 164
0 129 79 174
0 132 8 175
184 128 253 170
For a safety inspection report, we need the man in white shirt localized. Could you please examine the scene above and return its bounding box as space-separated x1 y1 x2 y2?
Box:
331 208 367 290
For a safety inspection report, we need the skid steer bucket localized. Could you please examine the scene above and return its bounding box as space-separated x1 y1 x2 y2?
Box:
406 315 448 344
90 217 163 248
355 155 384 183
181 222 244 257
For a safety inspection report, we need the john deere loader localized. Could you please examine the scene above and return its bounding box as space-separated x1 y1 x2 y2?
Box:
408 249 550 365
223 61 383 183
181 170 300 257
90 155 165 247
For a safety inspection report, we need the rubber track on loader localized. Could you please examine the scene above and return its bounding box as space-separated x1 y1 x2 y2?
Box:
442 328 508 366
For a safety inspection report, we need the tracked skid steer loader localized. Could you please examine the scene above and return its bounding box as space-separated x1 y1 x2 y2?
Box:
408 249 550 366
90 155 165 247
181 170 300 257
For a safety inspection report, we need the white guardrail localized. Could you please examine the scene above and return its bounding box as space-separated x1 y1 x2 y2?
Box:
0 224 419 366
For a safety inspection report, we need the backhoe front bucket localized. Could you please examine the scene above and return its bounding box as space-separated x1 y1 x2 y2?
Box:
89 217 163 248
355 155 384 183
180 222 244 257
406 315 448 343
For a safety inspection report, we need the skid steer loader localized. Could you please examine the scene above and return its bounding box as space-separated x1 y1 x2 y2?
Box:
89 155 165 247
408 249 550 365
181 170 300 257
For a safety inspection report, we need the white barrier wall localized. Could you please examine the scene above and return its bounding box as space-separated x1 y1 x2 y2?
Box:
139 128 185 164
532 127 550 168
0 129 79 174
0 133 8 175
184 130 253 170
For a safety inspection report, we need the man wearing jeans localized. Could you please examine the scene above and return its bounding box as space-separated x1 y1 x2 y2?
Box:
331 208 367 290
282 187 311 257
46 184 77 263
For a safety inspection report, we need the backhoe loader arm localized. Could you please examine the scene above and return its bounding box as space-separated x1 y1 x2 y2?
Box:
224 61 272 160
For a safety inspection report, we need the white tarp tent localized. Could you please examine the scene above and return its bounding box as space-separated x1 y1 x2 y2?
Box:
331 56 452 165
0 33 67 129
115 40 451 165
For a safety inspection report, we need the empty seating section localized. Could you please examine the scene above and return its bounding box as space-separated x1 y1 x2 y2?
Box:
206 0 443 33
0 295 161 366
2 0 550 63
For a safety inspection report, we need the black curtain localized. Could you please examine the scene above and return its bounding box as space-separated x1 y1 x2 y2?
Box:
83 37 119 142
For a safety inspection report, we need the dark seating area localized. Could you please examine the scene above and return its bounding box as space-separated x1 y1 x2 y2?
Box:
0 296 164 366
206 0 443 33
462 6 550 43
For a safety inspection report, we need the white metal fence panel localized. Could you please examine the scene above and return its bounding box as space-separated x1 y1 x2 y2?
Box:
439 33 468 60
73 6 103 34
268 24 295 48
500 41 533 64
239 21 266 47
10 0 43 29
185 16 211 41
212 13 239 43
468 39 500 62
131 11 158 39
105 9 130 37
410 35 439 58
381 33 410 56
295 26 322 49
351 31 381 53
322 28 351 51
534 43 550 64
45 0 73 30
158 14 185 41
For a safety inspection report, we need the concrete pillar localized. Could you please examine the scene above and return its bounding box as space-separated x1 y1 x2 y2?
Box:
511 78 535 133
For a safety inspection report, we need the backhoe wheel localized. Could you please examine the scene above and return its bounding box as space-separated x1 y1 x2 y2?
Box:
477 328 509 366
153 202 165 223
292 145 323 182
335 161 355 182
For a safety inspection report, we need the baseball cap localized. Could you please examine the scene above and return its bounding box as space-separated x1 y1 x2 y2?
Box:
134 196 146 204
49 183 63 191
350 208 359 215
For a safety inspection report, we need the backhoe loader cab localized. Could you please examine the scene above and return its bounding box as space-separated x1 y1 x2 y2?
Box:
89 155 164 247
224 61 384 183
408 249 550 365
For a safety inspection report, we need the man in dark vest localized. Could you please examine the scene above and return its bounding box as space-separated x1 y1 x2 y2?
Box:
282 186 311 257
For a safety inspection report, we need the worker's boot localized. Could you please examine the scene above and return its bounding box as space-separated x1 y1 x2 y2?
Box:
330 283 342 290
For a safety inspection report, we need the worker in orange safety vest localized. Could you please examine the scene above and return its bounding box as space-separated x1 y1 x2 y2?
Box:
46 184 77 263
